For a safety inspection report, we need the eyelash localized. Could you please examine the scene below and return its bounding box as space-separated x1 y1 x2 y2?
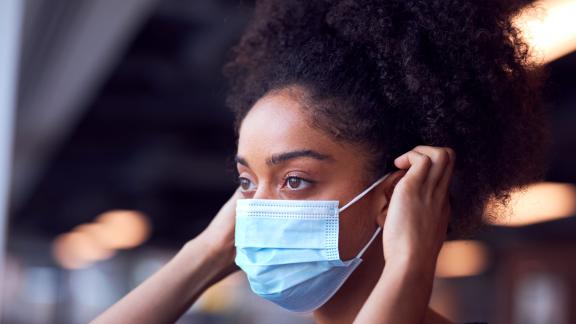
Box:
237 176 256 192
281 175 315 191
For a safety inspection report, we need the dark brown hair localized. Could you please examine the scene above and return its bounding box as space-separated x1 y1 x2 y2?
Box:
222 0 551 238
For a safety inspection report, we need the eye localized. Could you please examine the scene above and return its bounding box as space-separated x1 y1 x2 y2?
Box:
284 176 313 190
238 177 256 192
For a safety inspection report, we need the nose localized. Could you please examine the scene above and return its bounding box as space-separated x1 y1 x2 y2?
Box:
252 181 276 199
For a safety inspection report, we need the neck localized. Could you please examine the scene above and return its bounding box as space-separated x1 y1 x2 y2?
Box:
313 232 384 324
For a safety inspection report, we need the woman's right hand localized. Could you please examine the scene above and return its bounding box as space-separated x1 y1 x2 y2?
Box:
192 187 242 277
92 188 242 324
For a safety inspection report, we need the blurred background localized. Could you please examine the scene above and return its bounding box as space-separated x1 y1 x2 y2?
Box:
0 0 575 323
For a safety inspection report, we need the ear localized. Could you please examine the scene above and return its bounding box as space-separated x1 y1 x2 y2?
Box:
375 170 406 227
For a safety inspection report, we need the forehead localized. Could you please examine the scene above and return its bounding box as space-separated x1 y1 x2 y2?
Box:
237 89 335 156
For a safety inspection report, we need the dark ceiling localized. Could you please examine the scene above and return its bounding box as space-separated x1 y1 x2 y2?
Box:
11 0 253 248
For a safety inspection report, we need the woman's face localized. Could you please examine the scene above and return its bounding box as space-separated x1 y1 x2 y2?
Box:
235 87 388 259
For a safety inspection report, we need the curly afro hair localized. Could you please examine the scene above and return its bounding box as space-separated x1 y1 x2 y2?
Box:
222 0 551 238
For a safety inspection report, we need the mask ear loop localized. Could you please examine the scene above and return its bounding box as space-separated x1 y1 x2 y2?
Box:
356 227 382 258
339 172 393 259
339 172 393 212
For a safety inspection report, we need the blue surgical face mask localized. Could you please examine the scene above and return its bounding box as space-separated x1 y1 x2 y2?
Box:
234 172 392 312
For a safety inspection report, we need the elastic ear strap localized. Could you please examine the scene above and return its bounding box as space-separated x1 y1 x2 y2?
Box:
357 227 382 258
339 172 392 212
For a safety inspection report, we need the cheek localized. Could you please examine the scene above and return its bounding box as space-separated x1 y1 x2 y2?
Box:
337 200 376 260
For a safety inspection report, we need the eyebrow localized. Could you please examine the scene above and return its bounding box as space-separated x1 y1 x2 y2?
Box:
235 149 333 168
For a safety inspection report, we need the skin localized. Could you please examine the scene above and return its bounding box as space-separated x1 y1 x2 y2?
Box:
92 86 456 324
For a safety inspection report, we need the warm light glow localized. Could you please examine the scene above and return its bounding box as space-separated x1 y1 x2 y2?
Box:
73 223 118 255
194 272 244 313
51 209 151 269
515 0 576 63
489 182 576 227
95 210 151 249
435 240 489 278
52 231 115 270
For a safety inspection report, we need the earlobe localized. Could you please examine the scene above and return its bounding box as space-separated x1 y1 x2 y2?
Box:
375 185 390 227
376 194 388 227
375 170 405 227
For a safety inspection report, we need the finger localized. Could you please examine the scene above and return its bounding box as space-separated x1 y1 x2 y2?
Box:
436 147 456 196
228 187 242 202
232 186 242 198
412 145 451 189
219 188 242 214
394 150 432 185
383 170 407 201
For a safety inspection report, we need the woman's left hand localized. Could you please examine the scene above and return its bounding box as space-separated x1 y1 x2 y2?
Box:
353 145 456 324
382 145 455 271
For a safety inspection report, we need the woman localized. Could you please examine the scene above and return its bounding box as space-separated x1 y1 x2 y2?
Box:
93 0 549 323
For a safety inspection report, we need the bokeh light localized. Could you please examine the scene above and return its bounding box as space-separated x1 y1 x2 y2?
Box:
436 240 489 278
52 232 115 270
515 0 576 63
95 210 151 249
488 182 576 227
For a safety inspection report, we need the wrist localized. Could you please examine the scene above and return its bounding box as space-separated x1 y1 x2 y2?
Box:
180 235 237 280
385 244 442 273
383 254 437 283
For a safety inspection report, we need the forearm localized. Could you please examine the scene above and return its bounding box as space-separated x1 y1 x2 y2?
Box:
353 259 436 324
91 238 235 324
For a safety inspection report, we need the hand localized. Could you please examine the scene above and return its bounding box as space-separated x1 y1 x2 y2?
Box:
193 187 241 275
381 145 455 271
93 188 243 324
353 147 455 324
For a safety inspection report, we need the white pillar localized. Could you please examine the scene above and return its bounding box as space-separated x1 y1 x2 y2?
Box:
0 0 23 314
